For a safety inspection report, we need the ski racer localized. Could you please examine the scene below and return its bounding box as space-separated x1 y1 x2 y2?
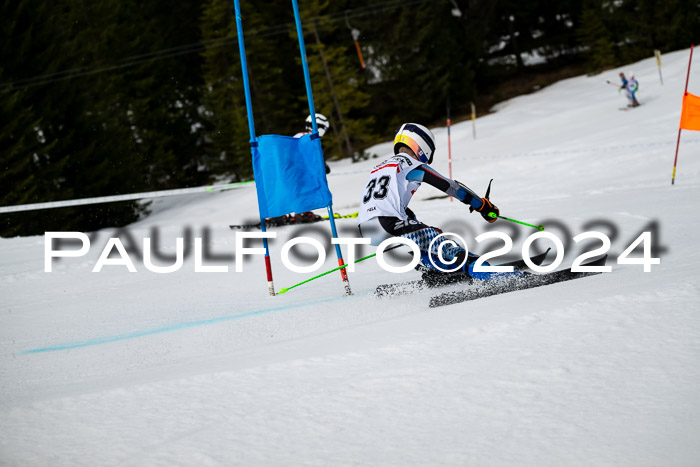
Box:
357 122 500 277
295 113 332 175
618 71 628 91
625 73 640 107
268 113 331 227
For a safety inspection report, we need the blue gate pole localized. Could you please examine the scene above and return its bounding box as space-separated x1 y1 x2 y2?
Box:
291 0 352 296
290 0 317 131
234 0 275 296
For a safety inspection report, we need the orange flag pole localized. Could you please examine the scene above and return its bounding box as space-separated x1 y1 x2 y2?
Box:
672 44 694 185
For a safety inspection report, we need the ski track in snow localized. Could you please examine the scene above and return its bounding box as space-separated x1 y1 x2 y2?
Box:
2 49 700 466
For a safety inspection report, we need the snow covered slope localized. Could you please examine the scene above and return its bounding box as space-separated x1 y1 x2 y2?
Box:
2 49 699 466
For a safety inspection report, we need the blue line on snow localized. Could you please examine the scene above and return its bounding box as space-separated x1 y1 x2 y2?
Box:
23 293 368 354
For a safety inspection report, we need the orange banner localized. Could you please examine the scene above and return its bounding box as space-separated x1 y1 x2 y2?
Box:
680 92 700 131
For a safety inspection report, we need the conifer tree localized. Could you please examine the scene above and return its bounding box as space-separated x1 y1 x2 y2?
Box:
359 0 475 133
295 0 376 160
614 0 699 60
200 0 307 178
1 0 207 236
577 2 616 73
200 0 252 180
1 0 148 236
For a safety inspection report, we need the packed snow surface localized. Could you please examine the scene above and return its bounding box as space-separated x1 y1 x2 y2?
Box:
2 49 700 466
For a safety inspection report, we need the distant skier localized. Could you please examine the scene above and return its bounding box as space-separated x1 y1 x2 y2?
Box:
295 113 331 175
273 113 331 226
625 72 640 107
357 123 500 278
618 71 628 91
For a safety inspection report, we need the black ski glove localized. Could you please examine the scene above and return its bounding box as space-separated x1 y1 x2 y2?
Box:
475 197 499 223
405 207 417 221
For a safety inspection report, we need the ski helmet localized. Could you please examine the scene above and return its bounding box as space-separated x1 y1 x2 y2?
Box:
629 72 635 79
394 123 436 164
306 113 329 137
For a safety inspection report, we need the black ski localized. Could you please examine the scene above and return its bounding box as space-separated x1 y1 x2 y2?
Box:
229 212 357 231
375 249 551 298
619 103 642 111
428 255 608 308
229 221 263 231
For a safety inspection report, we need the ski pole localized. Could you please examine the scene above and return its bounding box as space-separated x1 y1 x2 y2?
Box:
479 179 544 230
321 212 358 220
278 244 403 294
488 212 544 231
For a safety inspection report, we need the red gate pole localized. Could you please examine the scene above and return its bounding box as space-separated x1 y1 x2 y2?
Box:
672 44 694 185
